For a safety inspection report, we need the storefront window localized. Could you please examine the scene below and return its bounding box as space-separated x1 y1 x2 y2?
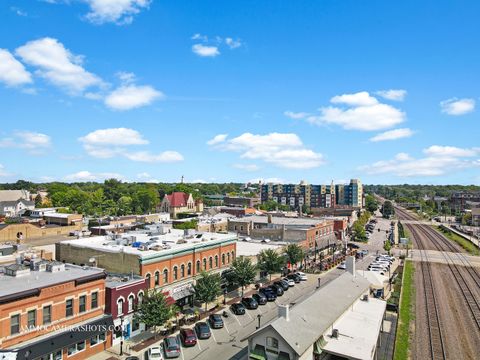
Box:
67 341 86 356
90 333 106 346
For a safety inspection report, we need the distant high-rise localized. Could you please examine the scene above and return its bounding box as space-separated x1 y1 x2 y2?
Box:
335 179 363 208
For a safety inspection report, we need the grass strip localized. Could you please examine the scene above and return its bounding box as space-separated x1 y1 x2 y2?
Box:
435 226 480 256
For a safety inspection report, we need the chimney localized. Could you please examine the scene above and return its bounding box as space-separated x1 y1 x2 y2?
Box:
278 304 290 321
346 256 355 277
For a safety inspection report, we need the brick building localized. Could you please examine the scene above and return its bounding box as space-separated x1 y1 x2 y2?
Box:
159 192 204 218
0 261 112 360
56 229 237 309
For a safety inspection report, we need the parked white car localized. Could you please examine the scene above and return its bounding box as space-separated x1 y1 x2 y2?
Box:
147 346 164 360
296 272 308 281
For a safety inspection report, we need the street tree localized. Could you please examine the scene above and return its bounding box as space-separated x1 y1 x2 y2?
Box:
135 290 171 337
382 201 395 218
365 194 378 213
283 244 304 269
257 249 285 281
194 271 222 312
230 257 257 296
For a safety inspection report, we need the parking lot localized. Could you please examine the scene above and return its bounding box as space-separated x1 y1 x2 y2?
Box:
136 272 340 360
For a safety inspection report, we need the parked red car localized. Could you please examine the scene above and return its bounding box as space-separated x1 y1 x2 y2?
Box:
179 328 197 347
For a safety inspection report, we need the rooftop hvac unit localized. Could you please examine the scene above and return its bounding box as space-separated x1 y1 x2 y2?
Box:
331 329 339 338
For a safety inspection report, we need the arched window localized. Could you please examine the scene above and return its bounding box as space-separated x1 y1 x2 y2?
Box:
222 253 225 265
173 266 178 281
215 255 219 268
187 262 192 276
154 271 160 286
196 260 201 273
181 264 185 278
128 295 134 312
203 258 207 270
137 292 144 306
145 273 151 288
117 298 124 316
227 253 230 263
163 269 169 284
209 257 213 269
231 251 235 261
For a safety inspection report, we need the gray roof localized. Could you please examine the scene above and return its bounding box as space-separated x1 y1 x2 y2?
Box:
0 263 105 298
0 190 29 202
251 272 370 356
0 200 35 206
236 215 329 226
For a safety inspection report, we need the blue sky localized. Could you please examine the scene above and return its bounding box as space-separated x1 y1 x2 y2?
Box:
0 0 479 185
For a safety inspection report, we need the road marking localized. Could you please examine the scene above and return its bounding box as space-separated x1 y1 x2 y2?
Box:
232 312 242 326
197 339 202 351
245 310 253 320
223 322 230 334
211 330 217 343
178 335 185 360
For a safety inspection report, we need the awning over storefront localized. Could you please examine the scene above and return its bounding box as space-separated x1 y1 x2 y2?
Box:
6 315 113 360
172 284 195 301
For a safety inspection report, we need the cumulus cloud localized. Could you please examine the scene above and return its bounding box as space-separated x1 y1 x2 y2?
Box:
0 131 52 155
310 91 406 131
359 145 480 177
79 127 183 163
209 132 325 169
137 172 160 183
15 37 102 94
105 84 164 110
192 44 220 57
284 111 310 120
369 128 414 142
440 98 475 115
225 37 242 49
64 170 124 182
0 49 32 86
376 89 407 101
206 134 228 145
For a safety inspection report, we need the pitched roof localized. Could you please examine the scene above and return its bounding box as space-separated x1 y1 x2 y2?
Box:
0 190 29 202
166 192 190 207
249 272 371 356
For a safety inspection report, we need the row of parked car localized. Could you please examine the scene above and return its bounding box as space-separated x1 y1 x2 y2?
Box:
367 254 395 275
145 272 308 359
230 272 308 314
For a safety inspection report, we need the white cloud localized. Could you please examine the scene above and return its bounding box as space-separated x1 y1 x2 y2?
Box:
79 128 148 146
207 134 228 145
79 127 183 163
192 44 220 57
423 145 478 157
331 91 379 106
0 49 32 86
360 145 480 177
234 164 260 172
64 170 124 182
225 37 242 49
369 128 414 142
137 172 159 183
124 151 183 163
0 131 52 154
210 132 325 169
10 6 28 17
116 71 136 84
309 91 406 131
440 98 475 115
105 84 163 110
376 89 407 101
15 37 102 94
191 33 208 41
82 0 151 25
284 111 310 120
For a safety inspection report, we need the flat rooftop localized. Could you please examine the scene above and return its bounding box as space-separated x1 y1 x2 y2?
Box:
322 297 386 360
0 263 105 298
59 228 237 259
235 215 331 226
235 240 282 257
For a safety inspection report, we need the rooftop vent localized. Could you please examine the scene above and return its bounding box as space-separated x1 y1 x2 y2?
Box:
4 264 31 277
331 329 339 338
47 262 65 273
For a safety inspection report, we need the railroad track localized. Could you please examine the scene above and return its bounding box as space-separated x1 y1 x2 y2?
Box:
396 206 480 331
409 226 447 359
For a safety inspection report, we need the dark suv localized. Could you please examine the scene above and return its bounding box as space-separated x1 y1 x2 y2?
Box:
252 293 267 305
259 288 277 301
274 280 289 291
269 284 284 296
241 297 259 309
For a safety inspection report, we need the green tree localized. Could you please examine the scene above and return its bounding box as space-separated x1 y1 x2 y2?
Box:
283 244 304 269
135 290 172 337
117 196 133 216
462 212 472 225
133 187 159 214
173 219 198 230
365 194 378 213
352 221 368 242
257 249 285 281
230 257 257 296
194 271 222 312
103 178 124 202
34 194 43 208
382 200 395 218
384 240 392 254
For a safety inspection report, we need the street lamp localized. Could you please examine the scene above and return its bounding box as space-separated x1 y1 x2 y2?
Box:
119 315 124 356
256 314 262 329
223 288 227 305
